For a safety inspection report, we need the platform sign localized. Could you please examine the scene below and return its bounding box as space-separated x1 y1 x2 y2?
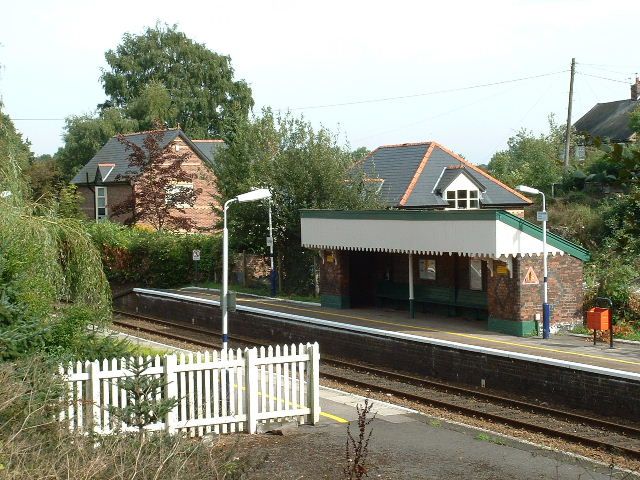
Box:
192 249 201 261
536 211 548 222
266 236 273 247
496 264 509 276
522 266 539 285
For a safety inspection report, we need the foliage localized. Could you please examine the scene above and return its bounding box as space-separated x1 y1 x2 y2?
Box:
214 108 380 293
110 128 202 231
629 104 640 135
488 116 565 193
0 110 112 360
101 23 253 139
56 183 83 218
87 221 222 287
109 357 178 438
55 107 138 179
343 398 376 480
0 357 258 480
24 154 64 201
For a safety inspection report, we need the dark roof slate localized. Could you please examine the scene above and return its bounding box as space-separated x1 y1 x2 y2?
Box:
361 143 530 208
574 99 639 142
71 130 221 185
433 167 486 194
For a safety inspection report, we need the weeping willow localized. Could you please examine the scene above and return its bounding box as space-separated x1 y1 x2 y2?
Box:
0 134 110 358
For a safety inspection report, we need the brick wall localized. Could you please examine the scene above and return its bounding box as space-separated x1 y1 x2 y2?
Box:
518 254 583 326
77 184 133 223
487 258 520 320
319 250 350 297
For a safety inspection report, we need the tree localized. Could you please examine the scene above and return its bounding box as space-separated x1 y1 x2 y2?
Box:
25 154 64 201
214 109 379 293
101 23 253 139
110 128 202 231
488 116 564 192
55 108 138 179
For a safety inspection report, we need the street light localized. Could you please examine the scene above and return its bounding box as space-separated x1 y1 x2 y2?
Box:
222 188 272 351
516 185 550 339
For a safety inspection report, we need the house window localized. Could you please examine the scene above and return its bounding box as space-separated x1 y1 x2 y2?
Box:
95 186 108 221
166 182 194 208
446 189 479 209
469 258 482 290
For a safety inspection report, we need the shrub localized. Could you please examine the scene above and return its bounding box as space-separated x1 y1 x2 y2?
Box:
87 221 222 287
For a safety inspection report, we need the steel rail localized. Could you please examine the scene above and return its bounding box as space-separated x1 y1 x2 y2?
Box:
111 311 640 459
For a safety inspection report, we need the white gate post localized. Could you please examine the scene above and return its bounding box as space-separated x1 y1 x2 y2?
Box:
87 360 101 434
307 342 320 425
244 348 258 434
164 354 178 434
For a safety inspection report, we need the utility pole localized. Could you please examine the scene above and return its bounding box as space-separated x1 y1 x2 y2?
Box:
564 58 576 172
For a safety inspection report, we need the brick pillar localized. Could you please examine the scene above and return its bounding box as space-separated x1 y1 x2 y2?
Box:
318 250 351 308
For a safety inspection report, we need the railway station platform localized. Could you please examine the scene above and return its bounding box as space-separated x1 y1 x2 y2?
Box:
170 287 640 376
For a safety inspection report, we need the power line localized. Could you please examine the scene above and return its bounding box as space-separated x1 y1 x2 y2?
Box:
576 72 630 84
288 70 569 111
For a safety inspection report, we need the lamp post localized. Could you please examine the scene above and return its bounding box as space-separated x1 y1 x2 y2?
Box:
516 185 550 339
222 188 272 351
267 198 277 297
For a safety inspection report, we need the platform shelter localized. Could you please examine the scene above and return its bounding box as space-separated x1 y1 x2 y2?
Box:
300 209 590 337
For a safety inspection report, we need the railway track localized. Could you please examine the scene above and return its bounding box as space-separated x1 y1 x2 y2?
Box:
112 310 640 461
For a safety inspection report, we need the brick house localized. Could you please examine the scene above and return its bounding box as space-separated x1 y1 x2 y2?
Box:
71 129 222 231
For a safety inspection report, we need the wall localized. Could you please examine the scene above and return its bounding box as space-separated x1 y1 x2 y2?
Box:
115 291 640 420
318 250 350 308
77 184 133 224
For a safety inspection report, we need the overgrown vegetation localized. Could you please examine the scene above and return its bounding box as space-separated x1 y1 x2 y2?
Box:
343 398 376 480
87 221 222 287
0 358 257 479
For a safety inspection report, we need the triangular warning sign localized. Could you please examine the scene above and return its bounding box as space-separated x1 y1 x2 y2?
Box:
522 266 539 285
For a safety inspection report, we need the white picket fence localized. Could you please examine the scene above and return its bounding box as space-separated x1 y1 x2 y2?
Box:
59 342 320 436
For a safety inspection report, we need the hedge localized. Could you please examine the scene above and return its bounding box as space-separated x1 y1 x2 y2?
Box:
87 222 222 288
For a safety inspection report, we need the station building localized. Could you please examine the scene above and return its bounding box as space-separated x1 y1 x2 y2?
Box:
299 142 590 337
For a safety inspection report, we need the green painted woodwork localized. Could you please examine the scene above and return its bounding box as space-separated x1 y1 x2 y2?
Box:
300 209 590 262
455 289 488 309
488 316 537 337
320 294 351 309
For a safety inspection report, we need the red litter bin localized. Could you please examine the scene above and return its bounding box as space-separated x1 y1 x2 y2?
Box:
586 297 614 348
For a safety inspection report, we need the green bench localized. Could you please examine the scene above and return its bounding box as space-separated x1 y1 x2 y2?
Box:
376 281 487 318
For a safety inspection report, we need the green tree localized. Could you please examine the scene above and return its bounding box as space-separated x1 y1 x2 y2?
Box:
25 154 64 201
125 80 177 130
488 116 564 192
214 109 379 293
101 23 253 139
55 107 138 179
629 105 640 135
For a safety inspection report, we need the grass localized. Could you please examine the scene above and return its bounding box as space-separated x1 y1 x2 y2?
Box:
569 322 640 342
475 433 506 445
189 280 319 303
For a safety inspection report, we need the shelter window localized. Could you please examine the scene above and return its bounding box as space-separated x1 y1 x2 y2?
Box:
95 186 108 221
446 189 479 209
469 258 482 290
419 258 436 280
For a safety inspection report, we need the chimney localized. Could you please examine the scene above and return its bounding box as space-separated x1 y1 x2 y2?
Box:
632 77 640 101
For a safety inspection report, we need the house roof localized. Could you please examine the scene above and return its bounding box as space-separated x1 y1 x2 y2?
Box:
361 141 531 208
71 129 223 185
433 166 487 194
300 209 590 261
574 99 639 142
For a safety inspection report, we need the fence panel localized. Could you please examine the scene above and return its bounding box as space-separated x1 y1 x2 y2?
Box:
59 342 320 436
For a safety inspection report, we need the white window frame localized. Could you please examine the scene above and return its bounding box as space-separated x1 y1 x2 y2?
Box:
445 189 480 210
166 182 194 209
95 186 108 221
469 258 483 291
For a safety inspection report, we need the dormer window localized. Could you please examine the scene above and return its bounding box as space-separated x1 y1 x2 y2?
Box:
446 189 479 209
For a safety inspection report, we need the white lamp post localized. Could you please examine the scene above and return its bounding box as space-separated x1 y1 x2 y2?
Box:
222 188 272 351
516 185 550 339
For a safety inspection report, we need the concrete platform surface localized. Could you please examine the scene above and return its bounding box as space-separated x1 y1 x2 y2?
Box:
174 287 640 375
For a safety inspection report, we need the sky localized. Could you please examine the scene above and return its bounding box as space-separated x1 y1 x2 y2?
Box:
1 0 639 164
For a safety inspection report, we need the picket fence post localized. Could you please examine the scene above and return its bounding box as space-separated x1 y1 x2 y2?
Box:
244 348 258 434
87 360 101 434
164 354 178 434
307 342 320 425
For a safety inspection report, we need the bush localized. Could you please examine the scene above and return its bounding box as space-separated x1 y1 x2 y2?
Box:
87 221 222 287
